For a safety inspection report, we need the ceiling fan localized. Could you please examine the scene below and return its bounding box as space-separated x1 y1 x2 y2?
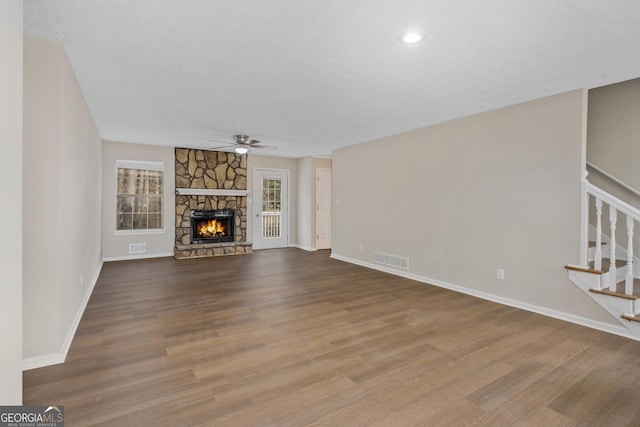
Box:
209 134 277 154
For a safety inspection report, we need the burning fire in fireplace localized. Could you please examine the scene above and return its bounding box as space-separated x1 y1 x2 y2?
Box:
190 209 235 243
199 219 227 237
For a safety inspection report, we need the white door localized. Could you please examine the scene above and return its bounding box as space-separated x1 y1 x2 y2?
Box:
316 168 331 249
253 168 289 249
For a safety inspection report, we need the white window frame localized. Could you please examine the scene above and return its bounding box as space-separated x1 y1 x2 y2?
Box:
114 159 166 235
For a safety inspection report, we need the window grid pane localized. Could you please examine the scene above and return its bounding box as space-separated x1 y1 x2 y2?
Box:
261 178 282 238
116 167 163 230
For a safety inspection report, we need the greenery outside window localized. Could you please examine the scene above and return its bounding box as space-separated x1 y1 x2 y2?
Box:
116 160 164 231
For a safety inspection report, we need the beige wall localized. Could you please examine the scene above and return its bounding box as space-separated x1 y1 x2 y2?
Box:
23 36 103 366
332 89 615 325
247 155 298 246
297 156 332 250
0 0 23 404
587 78 640 190
102 141 176 259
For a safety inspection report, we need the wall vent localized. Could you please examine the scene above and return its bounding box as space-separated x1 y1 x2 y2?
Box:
374 252 409 270
129 243 146 254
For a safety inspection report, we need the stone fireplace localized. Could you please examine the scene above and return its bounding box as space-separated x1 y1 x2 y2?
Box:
174 148 252 259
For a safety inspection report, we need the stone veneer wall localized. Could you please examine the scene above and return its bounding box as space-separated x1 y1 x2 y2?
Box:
174 148 252 258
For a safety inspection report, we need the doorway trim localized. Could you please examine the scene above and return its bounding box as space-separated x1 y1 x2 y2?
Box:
315 168 332 250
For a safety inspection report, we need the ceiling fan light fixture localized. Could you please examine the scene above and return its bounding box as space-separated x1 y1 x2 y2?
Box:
235 146 249 154
401 32 423 44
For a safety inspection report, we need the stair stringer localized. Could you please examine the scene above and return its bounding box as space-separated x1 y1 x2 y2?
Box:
566 268 640 337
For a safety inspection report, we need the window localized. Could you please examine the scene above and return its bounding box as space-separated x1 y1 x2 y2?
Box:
116 160 164 231
261 177 282 238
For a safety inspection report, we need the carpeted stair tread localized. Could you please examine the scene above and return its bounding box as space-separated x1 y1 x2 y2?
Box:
588 258 627 273
588 241 608 248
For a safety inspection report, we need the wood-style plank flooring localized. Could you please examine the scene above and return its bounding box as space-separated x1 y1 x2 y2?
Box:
23 248 640 426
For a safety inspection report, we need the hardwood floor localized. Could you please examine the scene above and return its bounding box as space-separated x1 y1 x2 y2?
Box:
23 248 640 426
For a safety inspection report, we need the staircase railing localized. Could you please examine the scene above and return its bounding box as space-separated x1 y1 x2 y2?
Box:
583 172 640 295
587 161 640 198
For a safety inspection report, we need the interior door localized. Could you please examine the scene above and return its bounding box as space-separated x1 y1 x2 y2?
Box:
253 168 289 249
315 168 331 250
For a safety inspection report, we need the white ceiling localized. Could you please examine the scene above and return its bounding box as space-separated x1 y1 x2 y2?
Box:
23 0 640 158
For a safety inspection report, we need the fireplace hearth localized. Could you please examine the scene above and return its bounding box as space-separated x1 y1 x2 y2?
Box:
190 209 235 244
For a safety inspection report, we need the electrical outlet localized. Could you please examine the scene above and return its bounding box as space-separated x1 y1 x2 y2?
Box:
80 274 84 288
359 243 363 251
497 268 505 280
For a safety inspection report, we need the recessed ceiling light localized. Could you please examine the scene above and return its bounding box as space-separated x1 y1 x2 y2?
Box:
402 32 423 44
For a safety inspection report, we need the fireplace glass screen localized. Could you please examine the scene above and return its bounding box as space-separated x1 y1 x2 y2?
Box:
190 210 235 243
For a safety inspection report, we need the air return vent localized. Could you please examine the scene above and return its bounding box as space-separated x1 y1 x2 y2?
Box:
374 252 409 270
129 243 146 254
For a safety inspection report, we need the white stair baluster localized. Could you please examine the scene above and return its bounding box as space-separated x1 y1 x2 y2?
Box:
609 207 617 292
626 216 634 295
595 198 603 271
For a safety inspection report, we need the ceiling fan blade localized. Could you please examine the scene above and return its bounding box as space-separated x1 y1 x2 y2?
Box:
251 144 278 150
209 145 236 152
207 139 235 146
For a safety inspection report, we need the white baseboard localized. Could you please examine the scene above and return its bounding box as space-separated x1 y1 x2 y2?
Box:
329 253 636 342
23 261 104 371
294 244 317 252
103 252 174 262
21 353 65 372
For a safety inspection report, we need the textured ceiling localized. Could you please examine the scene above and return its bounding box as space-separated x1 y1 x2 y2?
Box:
23 0 640 158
